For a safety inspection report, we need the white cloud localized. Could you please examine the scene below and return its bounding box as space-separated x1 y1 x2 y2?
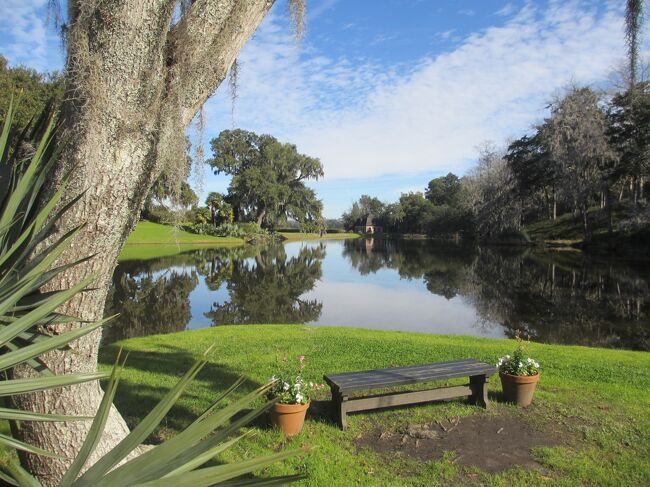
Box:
496 3 517 17
0 0 60 71
202 1 628 180
436 29 456 40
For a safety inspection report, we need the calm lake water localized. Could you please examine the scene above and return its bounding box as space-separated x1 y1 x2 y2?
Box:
103 239 650 350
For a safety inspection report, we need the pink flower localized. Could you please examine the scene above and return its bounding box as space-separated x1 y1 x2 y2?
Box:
298 355 305 364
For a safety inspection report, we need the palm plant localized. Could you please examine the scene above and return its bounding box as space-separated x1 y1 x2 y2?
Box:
0 100 303 486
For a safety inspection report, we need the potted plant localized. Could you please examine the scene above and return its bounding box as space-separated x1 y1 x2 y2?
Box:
496 337 541 407
268 355 322 437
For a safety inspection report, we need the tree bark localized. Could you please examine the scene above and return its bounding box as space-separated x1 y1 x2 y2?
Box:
256 208 267 226
581 203 592 243
10 1 274 485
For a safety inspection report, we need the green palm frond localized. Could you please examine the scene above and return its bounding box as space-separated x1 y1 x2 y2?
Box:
0 98 306 485
0 96 108 427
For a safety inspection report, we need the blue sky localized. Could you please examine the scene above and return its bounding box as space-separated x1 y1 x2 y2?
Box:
0 0 642 218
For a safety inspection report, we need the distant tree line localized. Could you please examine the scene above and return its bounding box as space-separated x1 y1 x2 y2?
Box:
342 175 474 238
470 83 650 243
343 82 650 245
0 55 64 135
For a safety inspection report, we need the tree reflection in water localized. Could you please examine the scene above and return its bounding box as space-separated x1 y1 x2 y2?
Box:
343 239 650 350
103 257 199 344
205 244 325 325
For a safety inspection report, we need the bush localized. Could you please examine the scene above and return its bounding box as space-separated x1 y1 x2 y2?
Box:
185 222 280 241
142 205 176 224
186 222 221 236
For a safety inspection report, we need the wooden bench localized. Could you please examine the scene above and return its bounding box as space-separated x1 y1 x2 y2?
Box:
324 359 496 430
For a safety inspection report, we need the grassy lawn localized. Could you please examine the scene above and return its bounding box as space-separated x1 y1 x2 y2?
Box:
125 221 244 246
119 221 244 261
119 223 360 261
96 325 650 486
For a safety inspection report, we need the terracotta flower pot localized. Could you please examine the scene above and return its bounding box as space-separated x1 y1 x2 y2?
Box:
270 402 310 437
499 372 540 407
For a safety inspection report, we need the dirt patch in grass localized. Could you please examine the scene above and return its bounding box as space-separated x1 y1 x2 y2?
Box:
355 412 561 473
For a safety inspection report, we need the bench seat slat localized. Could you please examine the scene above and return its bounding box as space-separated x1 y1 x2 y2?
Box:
328 364 491 384
325 360 495 393
327 359 479 380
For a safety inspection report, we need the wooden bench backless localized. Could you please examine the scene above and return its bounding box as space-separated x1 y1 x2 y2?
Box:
324 359 496 430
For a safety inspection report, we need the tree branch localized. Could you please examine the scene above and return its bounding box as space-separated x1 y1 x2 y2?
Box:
166 0 275 125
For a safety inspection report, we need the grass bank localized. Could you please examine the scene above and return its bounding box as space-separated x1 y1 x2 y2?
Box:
98 325 650 486
119 223 360 261
119 221 244 261
125 221 244 245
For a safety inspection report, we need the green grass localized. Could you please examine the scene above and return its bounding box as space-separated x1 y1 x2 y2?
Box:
125 221 244 245
96 325 650 486
118 223 359 261
119 221 244 261
524 206 626 246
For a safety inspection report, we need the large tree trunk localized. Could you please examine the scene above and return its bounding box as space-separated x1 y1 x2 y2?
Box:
256 208 267 226
10 1 274 485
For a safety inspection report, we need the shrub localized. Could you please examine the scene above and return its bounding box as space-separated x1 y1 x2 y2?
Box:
142 205 176 224
186 222 221 236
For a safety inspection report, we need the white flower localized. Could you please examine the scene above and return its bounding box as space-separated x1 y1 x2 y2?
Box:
283 382 290 391
271 375 276 382
295 393 304 403
518 362 523 368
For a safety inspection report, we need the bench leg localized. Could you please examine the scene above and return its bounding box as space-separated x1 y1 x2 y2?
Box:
334 391 349 431
469 374 489 409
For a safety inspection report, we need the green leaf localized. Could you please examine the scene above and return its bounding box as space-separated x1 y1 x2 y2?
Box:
0 372 108 396
0 432 62 459
0 95 14 163
2 339 54 375
133 449 304 487
97 380 268 487
100 382 272 485
0 469 19 487
218 475 305 486
74 358 208 486
0 274 94 349
161 432 252 479
1 461 42 487
59 352 125 487
194 375 245 423
0 318 108 372
0 407 92 422
0 115 56 231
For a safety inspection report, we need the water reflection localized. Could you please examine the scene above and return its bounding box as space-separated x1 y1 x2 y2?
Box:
104 239 650 350
342 239 650 350
104 257 199 344
205 244 325 325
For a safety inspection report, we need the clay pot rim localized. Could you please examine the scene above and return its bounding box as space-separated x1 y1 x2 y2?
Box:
272 402 310 412
499 371 540 382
